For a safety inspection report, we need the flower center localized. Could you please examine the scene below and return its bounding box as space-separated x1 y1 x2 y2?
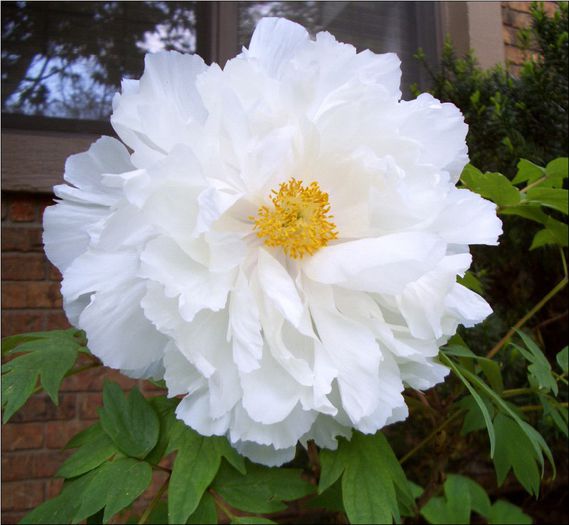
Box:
252 178 338 259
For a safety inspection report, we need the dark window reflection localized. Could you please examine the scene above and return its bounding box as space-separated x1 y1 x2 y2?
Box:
238 1 437 95
1 1 199 121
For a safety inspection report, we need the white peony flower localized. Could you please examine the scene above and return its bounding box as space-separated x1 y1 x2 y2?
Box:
43 17 502 466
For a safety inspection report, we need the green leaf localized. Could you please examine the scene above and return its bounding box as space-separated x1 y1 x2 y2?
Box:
513 330 557 395
167 423 233 524
440 355 496 457
212 461 313 515
73 458 153 523
306 479 345 513
1 329 84 422
512 159 545 185
144 396 179 465
458 395 495 435
556 346 568 373
488 500 532 524
421 475 491 524
461 165 521 207
57 424 118 479
320 432 412 524
500 203 549 224
458 365 554 476
21 469 98 524
544 157 568 188
526 188 568 215
99 382 160 459
493 414 541 496
187 492 218 524
457 271 484 294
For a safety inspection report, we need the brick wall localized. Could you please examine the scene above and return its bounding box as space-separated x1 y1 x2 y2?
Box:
501 1 558 73
1 192 168 523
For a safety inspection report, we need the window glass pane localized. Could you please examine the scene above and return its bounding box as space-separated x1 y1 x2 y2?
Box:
237 1 437 93
2 1 199 121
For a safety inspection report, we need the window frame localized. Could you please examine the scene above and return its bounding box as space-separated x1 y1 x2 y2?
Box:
1 1 505 193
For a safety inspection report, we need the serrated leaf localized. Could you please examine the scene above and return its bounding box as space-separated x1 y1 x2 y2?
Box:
99 382 159 459
212 461 314 515
187 492 217 524
512 159 545 185
441 355 495 457
73 458 153 523
556 346 568 373
526 188 568 215
421 475 491 524
21 469 98 524
459 364 555 477
1 329 84 422
513 331 557 395
461 165 520 207
320 432 411 524
57 425 118 478
493 414 541 496
544 157 568 188
488 500 532 524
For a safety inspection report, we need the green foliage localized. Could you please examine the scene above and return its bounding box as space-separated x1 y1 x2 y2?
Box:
167 421 245 524
319 432 413 524
420 474 531 524
99 381 160 459
1 329 86 422
416 2 568 175
212 461 314 515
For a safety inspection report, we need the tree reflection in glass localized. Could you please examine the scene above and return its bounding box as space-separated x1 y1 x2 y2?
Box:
1 1 198 120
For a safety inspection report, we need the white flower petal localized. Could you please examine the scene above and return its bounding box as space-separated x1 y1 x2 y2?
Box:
303 233 446 294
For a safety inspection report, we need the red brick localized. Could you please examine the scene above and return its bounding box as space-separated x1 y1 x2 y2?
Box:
1 480 45 510
46 478 64 499
47 262 62 281
32 450 71 479
1 282 62 308
27 282 63 308
1 511 27 524
78 392 103 420
45 311 70 331
1 311 44 337
11 393 76 423
2 283 26 308
2 454 33 482
1 423 44 452
1 227 44 253
2 450 70 481
46 420 91 449
502 7 532 29
2 254 46 280
9 200 36 222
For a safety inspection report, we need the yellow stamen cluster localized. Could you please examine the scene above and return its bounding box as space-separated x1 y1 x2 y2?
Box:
252 178 338 259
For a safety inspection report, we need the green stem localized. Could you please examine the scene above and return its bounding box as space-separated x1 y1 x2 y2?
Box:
520 175 548 193
502 387 536 398
560 247 568 279
138 474 170 525
399 410 464 465
486 276 568 359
